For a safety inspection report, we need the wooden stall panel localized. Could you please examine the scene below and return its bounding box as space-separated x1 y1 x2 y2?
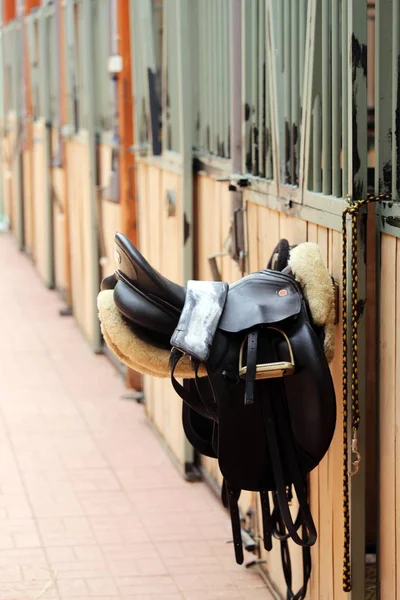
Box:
379 233 397 599
32 120 48 281
66 137 97 345
137 163 190 472
1 136 13 224
7 115 18 231
52 166 67 295
22 145 34 256
98 144 121 281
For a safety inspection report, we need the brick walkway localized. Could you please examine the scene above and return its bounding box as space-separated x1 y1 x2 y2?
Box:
0 233 271 599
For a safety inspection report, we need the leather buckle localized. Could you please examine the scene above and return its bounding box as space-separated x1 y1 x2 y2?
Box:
238 327 295 380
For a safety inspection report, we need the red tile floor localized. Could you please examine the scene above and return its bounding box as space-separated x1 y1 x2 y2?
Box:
0 233 272 599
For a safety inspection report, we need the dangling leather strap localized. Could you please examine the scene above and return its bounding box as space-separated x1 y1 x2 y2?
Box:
271 490 303 542
226 485 244 565
272 380 317 547
245 331 258 405
261 379 317 547
259 491 273 551
221 478 229 509
169 349 212 419
271 491 312 600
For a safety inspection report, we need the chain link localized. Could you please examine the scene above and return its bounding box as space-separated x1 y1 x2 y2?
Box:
341 193 389 592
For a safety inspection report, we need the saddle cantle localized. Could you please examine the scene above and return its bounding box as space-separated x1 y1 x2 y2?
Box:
100 233 337 600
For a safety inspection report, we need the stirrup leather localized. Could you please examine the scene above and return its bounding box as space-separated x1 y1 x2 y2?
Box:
239 327 295 380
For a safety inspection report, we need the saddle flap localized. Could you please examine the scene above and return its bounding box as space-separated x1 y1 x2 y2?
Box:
215 320 336 492
219 271 303 333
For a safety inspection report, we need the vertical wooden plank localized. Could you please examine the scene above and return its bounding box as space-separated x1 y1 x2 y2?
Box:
365 203 378 549
279 213 307 244
195 176 223 281
257 206 280 269
307 222 318 243
379 233 397 599
246 201 259 273
317 225 329 267
316 228 333 599
307 220 319 599
330 230 347 600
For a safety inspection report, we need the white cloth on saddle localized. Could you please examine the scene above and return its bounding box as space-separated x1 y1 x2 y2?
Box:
170 280 228 363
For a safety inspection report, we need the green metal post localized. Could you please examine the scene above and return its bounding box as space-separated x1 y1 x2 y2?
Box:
347 1 368 598
0 0 8 231
38 2 54 286
13 11 24 249
82 0 101 352
176 0 194 470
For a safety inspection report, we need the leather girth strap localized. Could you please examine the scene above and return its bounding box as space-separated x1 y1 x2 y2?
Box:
259 378 314 599
261 378 317 547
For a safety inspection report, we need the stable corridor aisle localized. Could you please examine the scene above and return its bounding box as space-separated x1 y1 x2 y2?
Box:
0 233 271 600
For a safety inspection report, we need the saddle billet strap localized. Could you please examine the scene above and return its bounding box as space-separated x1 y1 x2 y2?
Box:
259 491 273 551
170 280 229 363
261 379 317 547
271 492 311 600
271 381 317 547
221 478 229 509
244 330 258 405
270 489 303 543
169 349 215 420
226 485 244 565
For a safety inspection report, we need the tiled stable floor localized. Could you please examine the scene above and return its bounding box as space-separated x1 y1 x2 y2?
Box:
0 233 272 599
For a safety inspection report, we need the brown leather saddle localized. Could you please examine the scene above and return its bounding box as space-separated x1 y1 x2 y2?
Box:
102 233 336 600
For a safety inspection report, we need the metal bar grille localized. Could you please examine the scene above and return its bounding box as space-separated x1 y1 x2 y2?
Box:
242 0 273 179
193 0 230 158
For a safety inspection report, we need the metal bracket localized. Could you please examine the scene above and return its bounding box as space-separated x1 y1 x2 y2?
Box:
217 173 250 189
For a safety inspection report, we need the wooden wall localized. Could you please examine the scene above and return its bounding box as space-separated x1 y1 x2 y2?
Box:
379 232 399 599
65 136 95 342
98 144 121 282
22 140 34 256
52 165 67 295
1 115 16 228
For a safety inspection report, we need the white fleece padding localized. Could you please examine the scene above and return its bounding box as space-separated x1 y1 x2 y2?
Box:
288 242 336 363
97 290 206 378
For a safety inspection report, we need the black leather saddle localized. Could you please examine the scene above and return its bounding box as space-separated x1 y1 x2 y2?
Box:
102 233 336 600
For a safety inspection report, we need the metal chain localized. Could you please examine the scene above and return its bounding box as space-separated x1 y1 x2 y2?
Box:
341 193 389 592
